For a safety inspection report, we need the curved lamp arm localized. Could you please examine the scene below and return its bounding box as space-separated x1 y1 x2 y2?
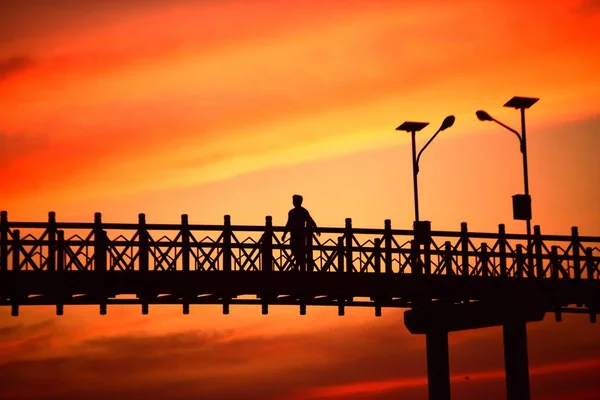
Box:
491 118 524 151
415 115 455 172
416 128 441 170
476 110 524 152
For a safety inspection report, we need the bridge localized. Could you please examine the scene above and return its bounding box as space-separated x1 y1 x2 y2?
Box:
1 210 599 400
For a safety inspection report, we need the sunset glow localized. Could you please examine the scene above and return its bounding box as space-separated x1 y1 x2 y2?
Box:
1 0 599 399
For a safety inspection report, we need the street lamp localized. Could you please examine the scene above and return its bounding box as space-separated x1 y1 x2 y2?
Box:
396 116 455 238
476 96 539 249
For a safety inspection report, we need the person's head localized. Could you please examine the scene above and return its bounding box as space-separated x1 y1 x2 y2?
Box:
292 194 303 207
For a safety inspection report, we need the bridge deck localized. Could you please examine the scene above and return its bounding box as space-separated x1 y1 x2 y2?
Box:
1 211 599 319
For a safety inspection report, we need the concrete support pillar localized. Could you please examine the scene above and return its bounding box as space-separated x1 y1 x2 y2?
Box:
426 330 451 400
503 320 531 400
405 300 544 400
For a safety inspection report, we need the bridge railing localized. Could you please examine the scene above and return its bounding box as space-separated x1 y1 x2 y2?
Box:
0 211 599 280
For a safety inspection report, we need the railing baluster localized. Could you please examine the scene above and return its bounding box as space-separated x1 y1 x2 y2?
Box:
423 234 431 275
571 227 581 280
516 245 524 277
223 215 232 272
262 216 273 273
307 224 314 273
94 213 107 272
585 247 594 280
138 213 149 272
345 218 353 273
181 214 190 272
374 238 381 274
534 225 543 278
411 239 420 275
48 212 56 272
1 211 8 272
13 230 21 271
584 246 598 323
481 243 489 277
551 246 563 322
384 219 392 274
57 230 65 272
551 246 559 279
461 222 469 276
499 224 507 277
337 236 344 273
443 241 452 275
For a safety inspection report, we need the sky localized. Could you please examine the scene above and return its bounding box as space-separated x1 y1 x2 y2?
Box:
1 0 599 399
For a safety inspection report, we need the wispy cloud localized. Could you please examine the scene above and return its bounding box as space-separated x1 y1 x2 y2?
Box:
576 0 600 14
0 56 34 81
0 130 48 165
0 316 598 400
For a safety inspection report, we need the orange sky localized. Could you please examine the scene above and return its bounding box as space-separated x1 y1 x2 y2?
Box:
1 0 599 399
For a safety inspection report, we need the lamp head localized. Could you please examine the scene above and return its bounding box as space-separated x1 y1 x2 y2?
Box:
395 121 429 132
440 115 455 131
476 110 493 122
504 96 539 109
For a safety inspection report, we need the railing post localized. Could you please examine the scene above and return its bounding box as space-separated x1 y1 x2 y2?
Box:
182 214 190 315
337 236 344 273
345 218 353 273
94 213 107 272
516 245 524 278
57 231 65 272
262 216 273 273
551 245 562 322
373 238 381 274
423 231 431 275
585 247 594 280
551 246 560 279
571 227 581 280
13 230 21 271
499 224 507 277
461 222 469 276
1 211 7 272
181 214 190 272
585 248 597 323
138 213 149 272
223 215 232 272
48 212 56 272
411 239 421 275
534 225 543 278
384 219 393 274
444 241 453 275
306 223 314 273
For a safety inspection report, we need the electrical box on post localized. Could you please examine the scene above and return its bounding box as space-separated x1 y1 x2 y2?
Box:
414 220 431 245
512 194 532 221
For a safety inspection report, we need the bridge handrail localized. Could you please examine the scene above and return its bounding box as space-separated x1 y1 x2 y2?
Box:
4 222 600 243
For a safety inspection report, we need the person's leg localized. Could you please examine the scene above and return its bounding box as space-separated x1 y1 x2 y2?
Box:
290 236 305 271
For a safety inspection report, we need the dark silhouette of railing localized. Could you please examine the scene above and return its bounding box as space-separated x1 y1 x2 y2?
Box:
1 211 599 319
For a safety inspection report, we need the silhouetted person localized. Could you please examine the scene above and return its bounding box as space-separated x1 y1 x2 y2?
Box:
282 195 320 271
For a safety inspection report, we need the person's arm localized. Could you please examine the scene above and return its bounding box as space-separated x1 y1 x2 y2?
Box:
282 210 292 241
308 212 320 236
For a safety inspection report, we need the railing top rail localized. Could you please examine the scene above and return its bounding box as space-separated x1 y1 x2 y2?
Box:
3 222 600 242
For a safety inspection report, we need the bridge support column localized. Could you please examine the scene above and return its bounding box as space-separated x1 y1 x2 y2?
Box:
503 320 530 400
405 300 545 400
426 330 451 400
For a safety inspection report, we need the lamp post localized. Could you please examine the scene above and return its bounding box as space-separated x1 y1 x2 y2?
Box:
396 116 455 225
476 96 538 250
396 116 455 400
477 97 539 400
